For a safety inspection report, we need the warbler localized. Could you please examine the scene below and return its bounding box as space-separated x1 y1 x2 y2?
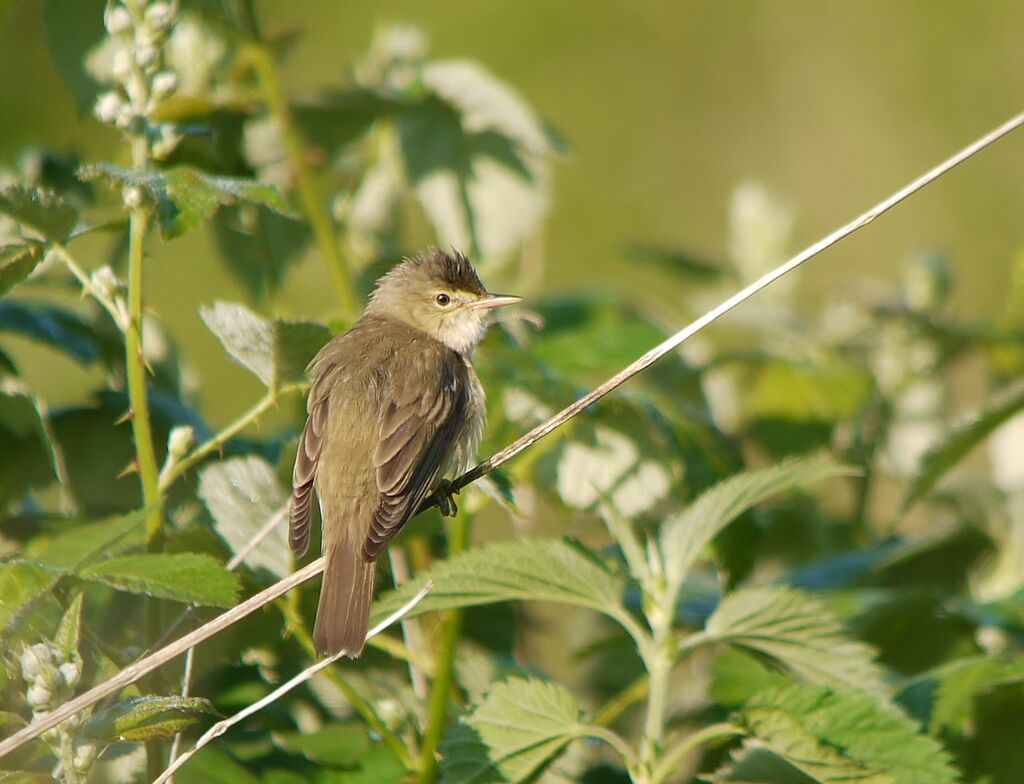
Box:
289 249 520 657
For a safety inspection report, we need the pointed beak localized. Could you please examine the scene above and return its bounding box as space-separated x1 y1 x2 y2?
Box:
470 293 523 310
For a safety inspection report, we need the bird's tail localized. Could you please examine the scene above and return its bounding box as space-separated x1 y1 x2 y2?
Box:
313 542 377 658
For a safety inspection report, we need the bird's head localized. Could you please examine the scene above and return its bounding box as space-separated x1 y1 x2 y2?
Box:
365 249 521 353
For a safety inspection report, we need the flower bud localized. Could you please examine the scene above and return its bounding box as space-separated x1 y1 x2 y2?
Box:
123 186 146 209
145 2 176 32
111 48 133 80
151 70 178 99
167 425 195 461
59 661 81 688
135 44 159 70
20 643 53 681
26 681 53 709
94 91 123 125
104 4 133 36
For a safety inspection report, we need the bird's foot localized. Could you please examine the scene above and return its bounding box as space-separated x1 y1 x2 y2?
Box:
433 479 460 517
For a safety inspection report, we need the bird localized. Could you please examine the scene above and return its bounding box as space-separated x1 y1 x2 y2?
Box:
289 248 521 657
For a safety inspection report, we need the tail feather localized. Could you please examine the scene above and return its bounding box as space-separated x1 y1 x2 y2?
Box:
314 543 377 658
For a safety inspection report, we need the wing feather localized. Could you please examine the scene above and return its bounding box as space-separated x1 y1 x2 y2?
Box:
289 363 333 558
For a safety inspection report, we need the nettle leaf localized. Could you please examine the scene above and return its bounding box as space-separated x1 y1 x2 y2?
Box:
79 164 290 239
659 458 854 605
398 59 553 259
440 677 583 784
705 587 887 696
0 561 59 635
198 456 290 581
898 654 1024 735
371 538 628 627
77 553 240 607
731 684 959 784
81 695 219 742
22 507 148 571
0 243 46 298
903 379 1024 512
200 301 331 389
0 184 80 242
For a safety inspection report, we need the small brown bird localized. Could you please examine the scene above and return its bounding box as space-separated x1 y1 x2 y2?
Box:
289 249 520 657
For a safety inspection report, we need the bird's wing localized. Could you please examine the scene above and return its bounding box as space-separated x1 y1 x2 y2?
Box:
289 360 334 558
365 353 468 560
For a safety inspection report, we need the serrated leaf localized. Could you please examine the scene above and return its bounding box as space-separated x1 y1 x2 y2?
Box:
80 695 219 742
735 684 959 784
79 164 290 239
0 185 79 242
372 538 627 628
0 243 45 298
77 553 240 607
53 593 83 660
22 507 148 571
903 380 1024 512
441 677 583 784
659 458 855 606
705 587 887 696
200 301 331 389
0 561 59 635
199 456 290 581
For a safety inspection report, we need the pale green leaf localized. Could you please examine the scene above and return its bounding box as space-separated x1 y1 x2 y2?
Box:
0 772 56 784
371 538 627 627
80 695 219 742
705 586 887 696
200 301 330 389
0 184 79 242
440 677 582 784
199 456 290 581
736 684 959 784
77 553 240 607
79 164 290 239
22 507 148 571
742 359 875 422
0 561 58 635
903 379 1024 511
53 592 84 660
659 458 855 605
0 243 45 298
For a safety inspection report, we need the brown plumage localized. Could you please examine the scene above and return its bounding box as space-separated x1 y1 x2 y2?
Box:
289 249 519 657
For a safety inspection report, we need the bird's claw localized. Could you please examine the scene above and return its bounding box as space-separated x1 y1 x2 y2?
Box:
434 479 460 517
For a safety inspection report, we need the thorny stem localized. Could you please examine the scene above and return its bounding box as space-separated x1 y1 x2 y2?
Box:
417 510 472 784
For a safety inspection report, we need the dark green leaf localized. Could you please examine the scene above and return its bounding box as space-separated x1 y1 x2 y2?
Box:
77 553 240 607
79 164 291 239
705 587 887 695
440 677 583 784
626 243 724 282
0 300 117 365
0 391 57 508
273 725 374 767
199 456 290 581
903 379 1024 511
372 538 628 628
200 301 331 388
81 695 219 742
0 185 79 243
172 746 260 784
0 243 45 298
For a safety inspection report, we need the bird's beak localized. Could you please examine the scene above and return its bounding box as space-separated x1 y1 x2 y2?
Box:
470 293 523 310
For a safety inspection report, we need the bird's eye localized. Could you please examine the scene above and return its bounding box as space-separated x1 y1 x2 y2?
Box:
435 293 451 306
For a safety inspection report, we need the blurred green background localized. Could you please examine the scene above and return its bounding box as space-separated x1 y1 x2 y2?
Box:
2 0 1023 425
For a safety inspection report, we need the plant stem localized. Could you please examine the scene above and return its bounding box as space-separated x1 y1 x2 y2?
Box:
649 723 743 784
245 42 358 318
593 674 650 727
417 510 472 784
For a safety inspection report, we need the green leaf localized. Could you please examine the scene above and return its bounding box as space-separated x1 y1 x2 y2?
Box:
659 458 855 605
0 300 118 365
0 561 59 635
172 747 260 784
53 593 84 661
903 379 1024 511
440 677 583 784
0 772 58 784
705 587 887 696
200 301 331 389
80 695 219 742
706 734 874 783
0 243 45 298
79 164 290 239
273 724 376 767
372 538 627 628
22 507 148 571
732 684 959 784
77 553 240 607
198 456 290 581
0 185 79 243
0 390 57 508
741 358 875 422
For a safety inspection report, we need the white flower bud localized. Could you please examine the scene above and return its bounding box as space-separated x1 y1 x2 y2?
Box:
26 681 53 709
94 91 123 125
91 265 123 299
151 70 178 99
115 105 137 130
111 48 133 80
123 186 145 209
135 44 159 70
73 743 97 771
59 661 81 688
151 124 183 159
167 425 195 460
145 2 176 32
104 4 133 36
20 643 53 681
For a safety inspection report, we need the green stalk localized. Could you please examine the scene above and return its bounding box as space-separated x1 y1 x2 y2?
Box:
246 43 358 318
417 510 472 784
